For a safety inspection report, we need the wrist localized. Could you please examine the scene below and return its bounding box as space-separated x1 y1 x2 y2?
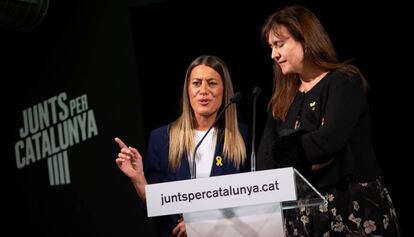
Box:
131 173 146 185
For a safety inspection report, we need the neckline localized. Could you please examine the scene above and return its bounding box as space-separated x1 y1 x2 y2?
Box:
195 127 215 134
299 70 330 94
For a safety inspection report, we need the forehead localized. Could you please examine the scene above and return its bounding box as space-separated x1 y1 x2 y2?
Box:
267 25 292 42
190 65 222 80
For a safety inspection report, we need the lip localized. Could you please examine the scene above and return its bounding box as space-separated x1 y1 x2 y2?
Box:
198 99 210 105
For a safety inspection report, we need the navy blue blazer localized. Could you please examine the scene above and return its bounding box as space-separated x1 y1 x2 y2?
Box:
144 123 250 237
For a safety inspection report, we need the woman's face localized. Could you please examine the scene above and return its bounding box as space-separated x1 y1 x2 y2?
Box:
188 65 224 120
267 25 305 75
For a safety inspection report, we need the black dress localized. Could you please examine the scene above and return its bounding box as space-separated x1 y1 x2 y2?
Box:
257 70 401 236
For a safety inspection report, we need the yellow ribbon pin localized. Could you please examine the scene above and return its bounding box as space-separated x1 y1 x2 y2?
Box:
309 101 316 111
215 156 223 166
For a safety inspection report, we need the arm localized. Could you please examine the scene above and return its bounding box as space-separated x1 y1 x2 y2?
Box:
257 113 279 170
268 76 367 175
115 137 147 203
302 76 366 164
143 128 186 237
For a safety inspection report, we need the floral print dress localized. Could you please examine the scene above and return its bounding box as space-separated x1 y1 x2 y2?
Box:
283 178 401 236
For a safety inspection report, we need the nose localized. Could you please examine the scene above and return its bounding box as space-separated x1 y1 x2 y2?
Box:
271 47 280 61
199 81 208 95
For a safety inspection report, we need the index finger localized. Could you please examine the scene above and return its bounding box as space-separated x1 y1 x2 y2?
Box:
114 137 127 149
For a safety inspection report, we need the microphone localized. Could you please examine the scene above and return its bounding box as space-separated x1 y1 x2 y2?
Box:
251 87 261 171
230 91 242 103
191 92 242 179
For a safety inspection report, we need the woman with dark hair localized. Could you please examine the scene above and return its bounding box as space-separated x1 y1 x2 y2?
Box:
257 5 400 236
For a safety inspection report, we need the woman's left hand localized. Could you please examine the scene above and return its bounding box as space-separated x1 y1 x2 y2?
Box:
172 217 187 237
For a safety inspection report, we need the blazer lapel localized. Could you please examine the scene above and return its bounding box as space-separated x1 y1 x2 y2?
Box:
176 153 191 180
210 129 225 177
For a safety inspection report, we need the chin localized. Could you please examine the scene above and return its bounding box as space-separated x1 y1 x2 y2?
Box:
201 112 214 117
195 109 213 116
281 69 293 75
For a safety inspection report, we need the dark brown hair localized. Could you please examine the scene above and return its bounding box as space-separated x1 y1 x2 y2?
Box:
261 5 367 121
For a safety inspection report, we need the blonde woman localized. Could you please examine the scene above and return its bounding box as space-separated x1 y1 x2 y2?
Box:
115 55 248 237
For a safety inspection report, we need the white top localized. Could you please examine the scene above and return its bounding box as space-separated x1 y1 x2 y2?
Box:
190 128 217 178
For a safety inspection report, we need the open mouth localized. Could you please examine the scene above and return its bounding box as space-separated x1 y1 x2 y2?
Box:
199 99 210 105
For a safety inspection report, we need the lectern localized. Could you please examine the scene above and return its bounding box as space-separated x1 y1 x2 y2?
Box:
146 167 326 236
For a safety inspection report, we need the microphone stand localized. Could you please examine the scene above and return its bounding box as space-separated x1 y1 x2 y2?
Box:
251 87 261 172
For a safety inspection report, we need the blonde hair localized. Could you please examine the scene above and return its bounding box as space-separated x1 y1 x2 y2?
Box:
168 55 246 171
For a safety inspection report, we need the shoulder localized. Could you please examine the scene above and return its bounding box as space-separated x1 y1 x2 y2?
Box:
236 122 250 142
238 122 249 134
149 124 170 139
327 70 365 93
147 125 170 151
329 70 363 87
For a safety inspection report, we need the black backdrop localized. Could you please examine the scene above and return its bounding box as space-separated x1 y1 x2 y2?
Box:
5 0 408 236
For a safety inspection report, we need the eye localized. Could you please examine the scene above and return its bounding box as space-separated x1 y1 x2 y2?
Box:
192 80 201 87
207 80 219 88
209 81 218 86
276 42 284 48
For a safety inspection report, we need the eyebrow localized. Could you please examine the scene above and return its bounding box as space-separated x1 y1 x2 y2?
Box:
191 78 219 81
271 39 282 44
269 39 283 46
270 36 291 45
